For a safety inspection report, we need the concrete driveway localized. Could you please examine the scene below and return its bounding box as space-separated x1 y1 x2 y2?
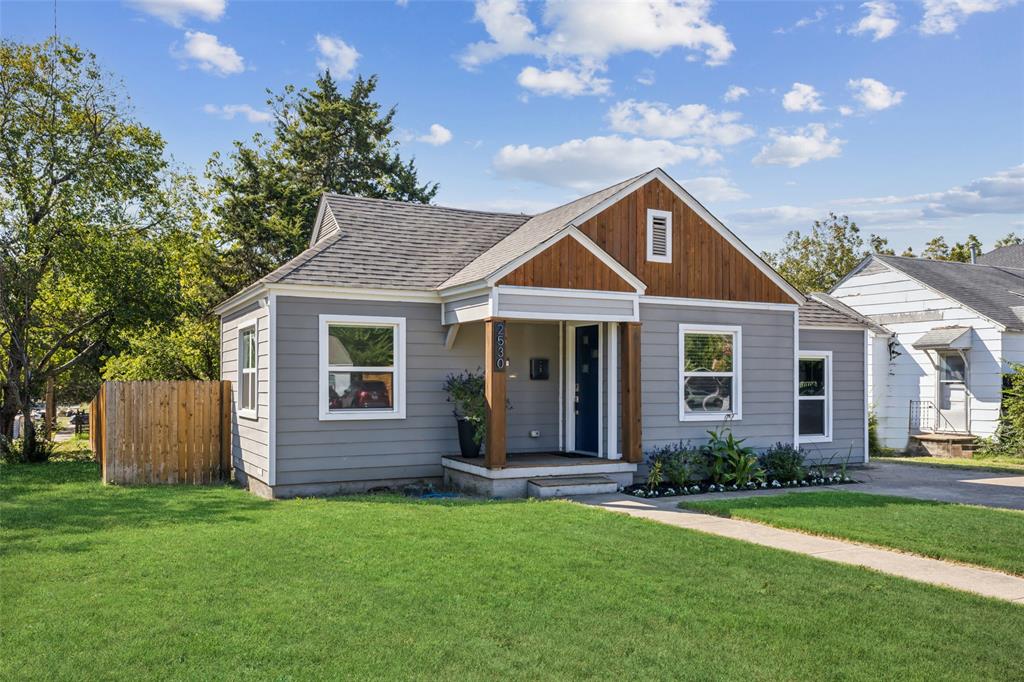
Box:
854 461 1024 510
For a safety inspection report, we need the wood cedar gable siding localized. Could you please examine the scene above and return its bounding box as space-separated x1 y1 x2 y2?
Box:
497 235 634 292
577 179 793 303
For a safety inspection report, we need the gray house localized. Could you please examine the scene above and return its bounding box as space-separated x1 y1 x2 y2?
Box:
215 169 873 498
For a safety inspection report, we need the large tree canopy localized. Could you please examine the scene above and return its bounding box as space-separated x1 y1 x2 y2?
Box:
207 71 438 293
0 39 190 457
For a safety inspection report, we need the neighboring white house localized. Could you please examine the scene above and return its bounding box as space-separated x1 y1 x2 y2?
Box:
831 248 1024 449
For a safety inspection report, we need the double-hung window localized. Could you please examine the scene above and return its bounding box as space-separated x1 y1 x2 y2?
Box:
679 325 741 420
798 352 832 442
319 315 406 420
237 321 258 419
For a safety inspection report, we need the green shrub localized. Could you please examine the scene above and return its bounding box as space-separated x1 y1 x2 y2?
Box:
443 370 487 444
1 436 55 465
759 443 805 482
646 441 707 487
705 429 762 486
978 363 1024 457
868 410 883 456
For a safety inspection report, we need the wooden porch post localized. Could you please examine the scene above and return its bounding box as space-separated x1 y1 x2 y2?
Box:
620 322 643 463
484 318 508 469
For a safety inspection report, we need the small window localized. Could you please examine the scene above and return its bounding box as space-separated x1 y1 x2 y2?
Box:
319 315 406 420
237 322 258 419
679 325 741 420
646 209 672 263
939 353 966 383
798 352 832 442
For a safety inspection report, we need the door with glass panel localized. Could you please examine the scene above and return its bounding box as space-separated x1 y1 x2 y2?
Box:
936 352 968 432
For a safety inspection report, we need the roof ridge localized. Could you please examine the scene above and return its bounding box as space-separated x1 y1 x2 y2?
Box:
877 253 1024 272
323 192 533 219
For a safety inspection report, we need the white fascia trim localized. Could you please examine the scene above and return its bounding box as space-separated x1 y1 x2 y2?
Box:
567 168 805 305
267 293 277 486
235 317 259 421
307 195 330 249
799 324 871 331
501 311 638 322
484 227 647 294
678 323 743 422
318 314 407 421
642 295 799 311
495 285 639 301
270 283 440 303
214 283 268 316
797 350 833 444
863 329 870 463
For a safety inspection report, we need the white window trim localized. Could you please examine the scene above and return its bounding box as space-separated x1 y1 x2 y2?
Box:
318 314 406 421
237 319 258 420
646 209 673 263
798 350 832 443
678 324 742 422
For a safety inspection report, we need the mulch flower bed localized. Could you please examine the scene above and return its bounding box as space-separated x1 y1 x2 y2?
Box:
624 473 858 499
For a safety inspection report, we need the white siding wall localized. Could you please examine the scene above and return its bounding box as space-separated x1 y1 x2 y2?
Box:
221 300 271 482
832 265 1004 446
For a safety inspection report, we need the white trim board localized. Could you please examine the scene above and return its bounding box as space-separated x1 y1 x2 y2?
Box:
642 295 798 311
267 293 278 486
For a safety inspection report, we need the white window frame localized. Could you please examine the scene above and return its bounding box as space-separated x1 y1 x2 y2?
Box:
798 351 832 443
237 319 258 420
318 314 406 421
678 324 742 422
646 209 673 263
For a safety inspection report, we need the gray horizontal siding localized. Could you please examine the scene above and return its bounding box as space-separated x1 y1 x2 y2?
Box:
221 300 270 482
273 297 559 486
639 303 796 450
800 329 867 465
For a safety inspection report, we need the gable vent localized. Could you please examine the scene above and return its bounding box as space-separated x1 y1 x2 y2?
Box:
646 209 672 263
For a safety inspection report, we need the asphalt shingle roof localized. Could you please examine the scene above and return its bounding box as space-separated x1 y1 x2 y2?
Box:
263 195 531 289
976 244 1024 269
800 292 887 333
912 326 972 349
872 254 1024 331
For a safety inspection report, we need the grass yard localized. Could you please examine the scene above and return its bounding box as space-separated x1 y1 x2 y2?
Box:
682 491 1024 576
3 464 1024 681
875 455 1024 474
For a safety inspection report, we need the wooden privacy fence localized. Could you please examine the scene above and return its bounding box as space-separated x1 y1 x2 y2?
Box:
90 381 232 485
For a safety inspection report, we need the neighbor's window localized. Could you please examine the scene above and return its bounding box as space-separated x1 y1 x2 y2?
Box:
319 315 406 420
646 209 672 263
798 352 832 442
939 353 966 383
679 325 741 420
238 322 257 418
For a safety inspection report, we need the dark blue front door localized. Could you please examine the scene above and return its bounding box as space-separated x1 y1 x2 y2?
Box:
574 325 600 454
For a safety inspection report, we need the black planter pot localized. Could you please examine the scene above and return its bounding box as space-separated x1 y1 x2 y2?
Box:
456 417 482 458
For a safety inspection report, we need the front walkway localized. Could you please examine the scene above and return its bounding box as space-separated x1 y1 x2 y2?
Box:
579 493 1024 604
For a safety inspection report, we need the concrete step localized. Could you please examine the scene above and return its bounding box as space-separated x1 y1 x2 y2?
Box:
527 475 619 499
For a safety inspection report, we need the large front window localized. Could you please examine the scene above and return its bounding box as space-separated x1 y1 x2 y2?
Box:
798 352 832 442
679 325 741 420
319 315 406 420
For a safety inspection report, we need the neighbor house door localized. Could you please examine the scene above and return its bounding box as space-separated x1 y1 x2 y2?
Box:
936 351 968 432
572 324 601 455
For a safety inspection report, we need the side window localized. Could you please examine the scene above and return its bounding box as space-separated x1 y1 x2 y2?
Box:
679 325 741 420
319 315 406 420
798 352 832 442
237 322 258 418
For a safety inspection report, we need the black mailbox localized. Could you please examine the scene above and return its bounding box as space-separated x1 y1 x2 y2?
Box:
529 357 549 381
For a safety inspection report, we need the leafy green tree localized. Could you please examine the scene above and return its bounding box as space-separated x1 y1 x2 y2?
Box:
761 213 893 293
921 236 951 261
869 234 895 256
208 71 438 293
994 232 1022 248
948 234 983 263
0 39 182 458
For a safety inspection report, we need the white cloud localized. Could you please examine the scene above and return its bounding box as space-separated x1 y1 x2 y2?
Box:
202 103 271 123
849 1 900 40
315 34 360 79
723 85 749 102
774 7 827 34
753 124 844 167
417 123 453 146
682 176 749 202
919 0 1019 35
636 69 656 86
126 0 225 27
517 66 611 96
179 31 244 75
728 204 821 227
493 135 705 191
848 77 905 111
782 82 824 112
607 100 755 146
461 0 735 96
839 105 855 116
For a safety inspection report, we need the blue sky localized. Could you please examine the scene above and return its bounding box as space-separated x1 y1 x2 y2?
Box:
3 0 1022 252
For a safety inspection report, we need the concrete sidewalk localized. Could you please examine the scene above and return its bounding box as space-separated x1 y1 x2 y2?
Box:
579 493 1024 604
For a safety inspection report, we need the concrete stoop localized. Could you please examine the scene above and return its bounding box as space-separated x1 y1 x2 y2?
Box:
527 475 619 499
909 433 979 458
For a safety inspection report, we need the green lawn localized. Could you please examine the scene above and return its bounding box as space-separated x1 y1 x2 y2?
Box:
682 491 1024 576
876 455 1024 473
3 464 1023 681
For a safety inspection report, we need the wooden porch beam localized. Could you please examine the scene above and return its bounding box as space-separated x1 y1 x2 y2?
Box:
620 322 643 463
484 318 508 469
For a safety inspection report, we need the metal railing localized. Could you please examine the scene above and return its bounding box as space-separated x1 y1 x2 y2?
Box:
908 398 970 434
